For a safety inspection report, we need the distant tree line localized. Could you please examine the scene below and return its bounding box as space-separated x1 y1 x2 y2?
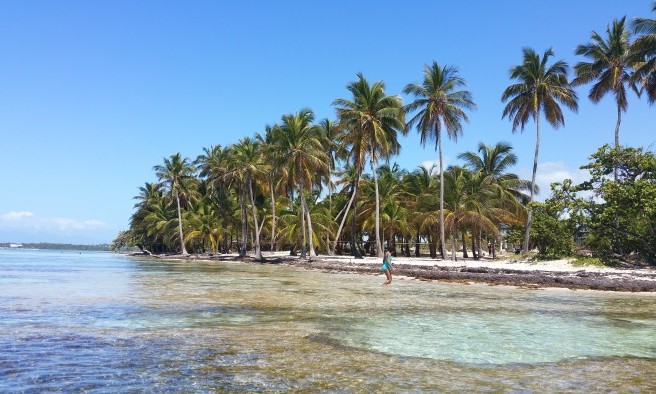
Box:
1 243 111 251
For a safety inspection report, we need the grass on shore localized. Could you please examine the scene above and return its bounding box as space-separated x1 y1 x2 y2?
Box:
571 257 624 268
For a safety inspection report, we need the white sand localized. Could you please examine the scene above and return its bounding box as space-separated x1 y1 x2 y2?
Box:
257 251 656 275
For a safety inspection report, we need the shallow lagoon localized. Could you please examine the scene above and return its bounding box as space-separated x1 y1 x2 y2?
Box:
1 249 655 392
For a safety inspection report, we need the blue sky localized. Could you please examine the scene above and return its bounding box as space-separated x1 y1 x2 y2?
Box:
1 1 654 244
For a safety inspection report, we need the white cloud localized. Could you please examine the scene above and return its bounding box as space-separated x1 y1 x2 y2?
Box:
529 161 589 201
421 160 439 171
1 211 34 221
0 211 107 232
421 156 449 173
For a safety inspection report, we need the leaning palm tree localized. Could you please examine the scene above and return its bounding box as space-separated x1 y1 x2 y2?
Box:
404 62 476 259
331 163 359 255
573 17 639 154
273 108 329 258
153 153 196 255
632 2 656 104
335 73 405 258
502 47 578 253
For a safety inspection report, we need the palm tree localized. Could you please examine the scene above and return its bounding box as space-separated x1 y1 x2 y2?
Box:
184 203 224 254
573 17 639 153
458 142 533 202
632 2 656 103
403 165 439 257
458 142 530 257
404 62 476 259
256 125 286 252
442 166 499 261
502 48 578 253
334 73 405 258
143 196 178 252
273 108 329 258
153 153 196 255
130 182 166 254
225 138 266 260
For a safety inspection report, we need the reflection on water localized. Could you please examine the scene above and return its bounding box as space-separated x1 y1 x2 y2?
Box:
1 249 655 391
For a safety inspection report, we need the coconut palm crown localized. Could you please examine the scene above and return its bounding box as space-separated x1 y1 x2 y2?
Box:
632 2 656 104
573 17 640 149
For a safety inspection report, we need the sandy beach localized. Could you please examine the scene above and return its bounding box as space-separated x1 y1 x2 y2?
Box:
139 251 656 292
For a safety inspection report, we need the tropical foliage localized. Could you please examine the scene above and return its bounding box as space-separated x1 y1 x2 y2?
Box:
116 3 656 265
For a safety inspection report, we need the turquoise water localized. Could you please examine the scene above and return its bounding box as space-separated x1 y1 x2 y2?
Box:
1 249 655 391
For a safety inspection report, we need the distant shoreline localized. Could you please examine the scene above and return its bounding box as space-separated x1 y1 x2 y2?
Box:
130 251 656 293
0 243 110 251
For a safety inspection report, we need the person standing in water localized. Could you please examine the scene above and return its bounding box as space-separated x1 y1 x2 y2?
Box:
381 248 393 285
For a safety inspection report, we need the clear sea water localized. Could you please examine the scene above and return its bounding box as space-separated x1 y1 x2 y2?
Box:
1 248 655 392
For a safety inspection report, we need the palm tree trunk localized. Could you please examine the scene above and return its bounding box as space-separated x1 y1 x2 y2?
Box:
239 189 247 257
477 231 482 257
327 163 333 253
451 221 458 261
300 197 307 259
332 186 356 255
613 103 621 185
415 230 420 257
615 105 621 151
371 155 383 258
524 113 540 253
613 104 622 254
300 187 316 257
350 178 363 259
461 231 468 258
248 176 263 260
333 173 361 257
270 180 277 252
175 190 188 255
439 132 446 260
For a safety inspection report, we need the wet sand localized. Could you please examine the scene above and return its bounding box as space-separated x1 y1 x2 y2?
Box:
134 251 656 292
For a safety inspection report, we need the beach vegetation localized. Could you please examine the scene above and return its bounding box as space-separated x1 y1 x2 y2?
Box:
114 4 656 266
571 257 614 268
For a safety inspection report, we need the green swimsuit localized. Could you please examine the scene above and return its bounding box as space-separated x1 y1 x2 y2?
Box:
381 256 392 272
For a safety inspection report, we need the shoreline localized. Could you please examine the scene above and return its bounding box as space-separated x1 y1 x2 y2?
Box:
130 251 656 292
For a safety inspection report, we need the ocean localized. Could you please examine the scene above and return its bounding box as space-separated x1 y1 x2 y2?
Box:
1 248 655 392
